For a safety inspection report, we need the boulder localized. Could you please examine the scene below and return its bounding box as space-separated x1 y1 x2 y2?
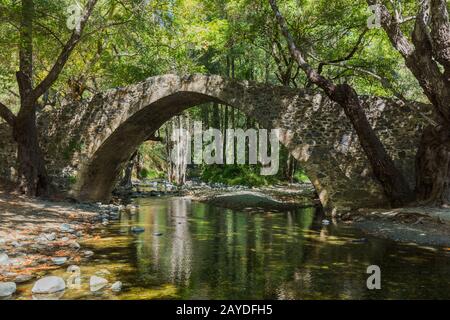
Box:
32 276 66 294
0 282 16 297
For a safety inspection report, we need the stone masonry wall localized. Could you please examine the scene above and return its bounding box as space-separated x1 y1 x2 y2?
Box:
0 74 428 212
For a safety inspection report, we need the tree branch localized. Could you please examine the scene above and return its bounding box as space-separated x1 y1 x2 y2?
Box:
368 1 415 57
368 0 450 123
318 28 368 75
268 0 336 95
32 0 99 100
0 102 16 126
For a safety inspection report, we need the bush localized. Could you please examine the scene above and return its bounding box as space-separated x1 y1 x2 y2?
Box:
200 164 278 187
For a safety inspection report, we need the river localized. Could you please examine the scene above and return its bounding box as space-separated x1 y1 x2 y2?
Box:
15 196 450 300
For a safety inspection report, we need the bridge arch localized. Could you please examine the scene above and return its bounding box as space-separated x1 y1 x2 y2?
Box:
42 74 424 212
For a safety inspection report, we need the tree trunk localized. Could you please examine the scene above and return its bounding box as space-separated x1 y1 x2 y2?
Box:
120 151 138 189
13 107 49 197
330 84 415 206
415 125 450 206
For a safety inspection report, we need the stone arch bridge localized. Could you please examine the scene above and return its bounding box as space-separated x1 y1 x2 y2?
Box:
0 74 426 212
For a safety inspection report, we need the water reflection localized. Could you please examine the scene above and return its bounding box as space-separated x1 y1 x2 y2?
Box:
100 197 450 300
15 196 449 300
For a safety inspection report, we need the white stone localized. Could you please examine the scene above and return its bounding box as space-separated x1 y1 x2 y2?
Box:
32 276 66 294
0 253 9 266
90 276 108 292
44 233 56 241
69 242 81 250
111 281 122 292
51 257 68 265
0 282 16 297
14 274 33 283
60 224 74 233
83 250 94 257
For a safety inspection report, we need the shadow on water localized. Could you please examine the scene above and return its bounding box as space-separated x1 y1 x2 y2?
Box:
15 196 450 300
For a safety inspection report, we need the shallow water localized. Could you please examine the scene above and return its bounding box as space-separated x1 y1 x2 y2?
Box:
15 196 450 300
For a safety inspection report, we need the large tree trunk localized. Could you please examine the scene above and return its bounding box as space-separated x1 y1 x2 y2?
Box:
269 0 414 207
330 84 415 206
13 107 49 197
415 125 450 206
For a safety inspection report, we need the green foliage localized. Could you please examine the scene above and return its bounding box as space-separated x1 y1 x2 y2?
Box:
139 167 165 180
294 169 311 184
201 164 277 187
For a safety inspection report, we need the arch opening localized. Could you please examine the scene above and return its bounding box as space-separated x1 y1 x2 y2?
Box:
72 90 314 204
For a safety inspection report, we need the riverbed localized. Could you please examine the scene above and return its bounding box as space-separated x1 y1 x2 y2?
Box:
11 195 450 300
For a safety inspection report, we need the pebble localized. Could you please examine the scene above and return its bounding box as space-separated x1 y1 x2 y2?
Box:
153 232 163 237
0 253 9 266
32 276 66 294
51 257 68 265
44 233 56 241
11 241 22 248
69 242 81 250
131 227 145 233
111 281 122 292
90 276 109 292
14 274 33 284
0 282 16 297
82 250 94 257
60 224 75 233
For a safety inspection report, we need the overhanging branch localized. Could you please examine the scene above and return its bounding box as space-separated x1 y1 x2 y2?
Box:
32 0 99 100
0 102 16 126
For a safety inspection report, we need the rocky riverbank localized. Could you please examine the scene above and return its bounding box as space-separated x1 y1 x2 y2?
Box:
0 188 130 299
337 207 450 247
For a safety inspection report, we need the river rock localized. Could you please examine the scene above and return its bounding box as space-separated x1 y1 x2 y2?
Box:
44 233 56 241
0 253 9 266
208 191 298 211
82 250 94 257
51 257 68 265
60 224 74 233
11 241 22 248
111 281 122 292
69 242 81 250
90 276 109 292
0 282 16 297
32 276 66 294
131 226 145 233
14 274 33 283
